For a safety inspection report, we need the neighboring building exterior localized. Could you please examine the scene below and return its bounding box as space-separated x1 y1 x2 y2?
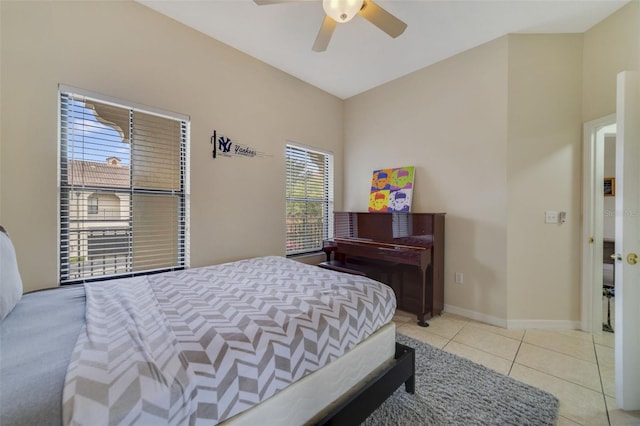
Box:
66 157 131 280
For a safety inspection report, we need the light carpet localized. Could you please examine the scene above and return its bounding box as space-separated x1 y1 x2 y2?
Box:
363 334 559 425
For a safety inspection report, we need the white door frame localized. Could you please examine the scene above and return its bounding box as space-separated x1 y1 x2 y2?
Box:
581 113 615 333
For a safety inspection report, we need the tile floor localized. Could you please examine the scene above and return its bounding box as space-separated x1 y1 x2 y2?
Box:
393 310 640 426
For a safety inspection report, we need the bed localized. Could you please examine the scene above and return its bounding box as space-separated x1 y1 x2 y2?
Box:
1 227 414 426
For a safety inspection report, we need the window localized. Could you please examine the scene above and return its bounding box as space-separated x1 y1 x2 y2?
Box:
59 86 189 283
87 196 98 215
285 143 333 255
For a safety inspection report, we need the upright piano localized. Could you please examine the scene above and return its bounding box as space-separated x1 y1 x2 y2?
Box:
322 211 445 327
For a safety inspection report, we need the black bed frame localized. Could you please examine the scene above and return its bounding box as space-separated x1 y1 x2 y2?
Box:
315 342 415 425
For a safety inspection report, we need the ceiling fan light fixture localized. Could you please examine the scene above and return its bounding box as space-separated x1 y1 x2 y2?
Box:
322 0 364 23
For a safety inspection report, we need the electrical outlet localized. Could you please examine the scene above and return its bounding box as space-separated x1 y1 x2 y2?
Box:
455 272 463 284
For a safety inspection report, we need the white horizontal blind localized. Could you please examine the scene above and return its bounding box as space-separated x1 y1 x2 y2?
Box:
59 91 189 283
285 144 333 255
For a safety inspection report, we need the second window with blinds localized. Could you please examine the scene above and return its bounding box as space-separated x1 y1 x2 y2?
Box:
285 143 334 256
59 87 189 284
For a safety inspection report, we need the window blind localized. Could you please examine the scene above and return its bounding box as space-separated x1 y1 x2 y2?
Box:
285 144 333 255
59 90 189 283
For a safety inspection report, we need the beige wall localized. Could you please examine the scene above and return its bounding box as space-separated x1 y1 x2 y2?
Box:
582 0 640 122
506 34 584 323
582 0 639 244
2 0 637 323
345 37 510 323
345 0 638 325
0 0 343 292
603 134 617 240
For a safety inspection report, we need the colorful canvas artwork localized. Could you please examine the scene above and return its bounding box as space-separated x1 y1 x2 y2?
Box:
368 166 415 212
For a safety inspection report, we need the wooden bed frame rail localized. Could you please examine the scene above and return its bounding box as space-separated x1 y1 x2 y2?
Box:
315 342 415 425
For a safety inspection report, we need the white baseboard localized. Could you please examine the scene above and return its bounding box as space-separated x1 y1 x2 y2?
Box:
443 304 508 328
444 304 581 330
506 319 582 330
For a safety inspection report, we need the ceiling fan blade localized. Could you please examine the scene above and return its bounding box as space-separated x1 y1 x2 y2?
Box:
358 0 407 38
253 0 311 5
312 16 337 52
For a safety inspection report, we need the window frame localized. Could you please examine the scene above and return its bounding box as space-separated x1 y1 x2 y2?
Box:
87 196 98 215
285 142 334 256
58 85 190 284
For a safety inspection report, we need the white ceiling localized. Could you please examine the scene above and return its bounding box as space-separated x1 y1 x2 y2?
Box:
137 0 629 99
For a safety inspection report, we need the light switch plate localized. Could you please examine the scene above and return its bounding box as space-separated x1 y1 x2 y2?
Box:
545 211 558 224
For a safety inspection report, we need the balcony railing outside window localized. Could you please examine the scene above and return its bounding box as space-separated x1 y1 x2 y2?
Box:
59 87 190 284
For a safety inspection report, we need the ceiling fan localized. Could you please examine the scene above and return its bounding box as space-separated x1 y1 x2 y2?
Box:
253 0 407 52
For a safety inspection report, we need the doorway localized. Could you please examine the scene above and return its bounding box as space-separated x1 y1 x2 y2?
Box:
581 115 615 334
602 127 617 333
583 70 640 411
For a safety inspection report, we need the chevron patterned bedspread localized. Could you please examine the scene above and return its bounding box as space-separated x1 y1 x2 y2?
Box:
62 256 396 425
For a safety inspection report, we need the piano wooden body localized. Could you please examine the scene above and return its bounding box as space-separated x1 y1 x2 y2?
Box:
322 211 445 326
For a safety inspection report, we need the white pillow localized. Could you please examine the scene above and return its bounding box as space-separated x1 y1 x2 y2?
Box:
1 227 23 320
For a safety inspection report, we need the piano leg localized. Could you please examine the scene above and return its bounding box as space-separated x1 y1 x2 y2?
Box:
395 265 431 327
418 266 430 327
